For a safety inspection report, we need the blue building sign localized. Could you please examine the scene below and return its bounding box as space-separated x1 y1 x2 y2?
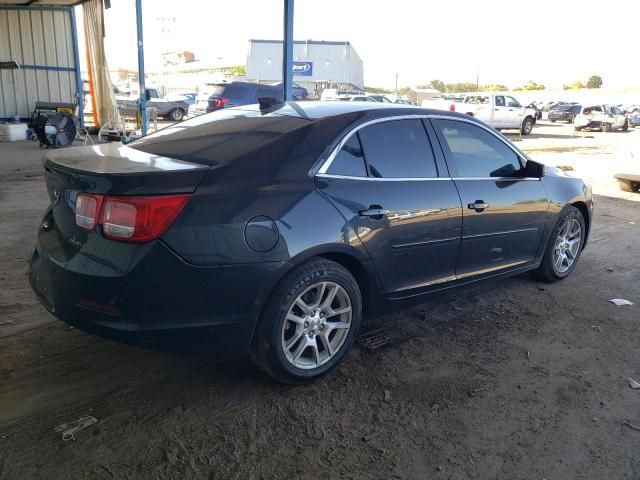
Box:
293 61 313 76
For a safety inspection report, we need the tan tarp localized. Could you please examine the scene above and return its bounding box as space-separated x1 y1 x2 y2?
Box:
83 0 115 128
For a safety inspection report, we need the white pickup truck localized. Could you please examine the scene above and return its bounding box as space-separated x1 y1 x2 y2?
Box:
425 94 536 135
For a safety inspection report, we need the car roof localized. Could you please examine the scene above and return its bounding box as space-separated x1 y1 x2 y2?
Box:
225 100 471 121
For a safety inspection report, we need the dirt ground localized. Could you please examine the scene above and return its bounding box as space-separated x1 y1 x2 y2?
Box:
1 121 639 480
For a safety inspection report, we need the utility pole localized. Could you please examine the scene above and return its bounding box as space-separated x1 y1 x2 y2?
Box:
395 73 398 94
476 73 479 93
282 0 294 101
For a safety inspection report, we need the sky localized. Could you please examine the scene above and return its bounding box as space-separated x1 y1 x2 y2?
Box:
81 0 640 90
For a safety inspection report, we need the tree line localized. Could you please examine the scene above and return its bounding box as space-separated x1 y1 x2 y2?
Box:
365 75 603 95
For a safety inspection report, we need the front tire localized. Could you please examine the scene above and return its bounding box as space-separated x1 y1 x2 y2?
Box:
536 206 586 282
622 119 629 132
251 258 362 383
521 117 534 135
168 108 184 122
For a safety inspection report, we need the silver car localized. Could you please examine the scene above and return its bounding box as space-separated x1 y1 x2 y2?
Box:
574 105 629 132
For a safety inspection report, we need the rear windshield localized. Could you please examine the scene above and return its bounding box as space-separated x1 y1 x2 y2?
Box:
206 85 226 97
130 109 310 166
219 85 250 99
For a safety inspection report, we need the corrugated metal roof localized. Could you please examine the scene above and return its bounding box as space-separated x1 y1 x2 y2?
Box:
0 0 88 7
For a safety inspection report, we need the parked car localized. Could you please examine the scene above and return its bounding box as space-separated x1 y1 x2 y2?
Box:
30 102 593 383
175 92 198 105
320 88 364 101
548 104 582 123
394 98 413 105
574 105 629 132
274 82 309 99
629 112 640 127
346 95 378 102
615 173 640 192
525 102 543 120
116 88 190 122
367 95 393 103
431 93 537 134
187 82 284 117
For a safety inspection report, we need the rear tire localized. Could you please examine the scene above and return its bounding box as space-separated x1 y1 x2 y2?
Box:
251 258 362 384
622 119 629 132
536 206 586 282
574 126 582 131
550 119 556 123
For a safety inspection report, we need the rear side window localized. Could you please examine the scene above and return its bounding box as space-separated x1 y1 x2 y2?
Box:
327 135 367 177
256 87 283 101
432 119 522 178
357 119 438 178
221 85 249 100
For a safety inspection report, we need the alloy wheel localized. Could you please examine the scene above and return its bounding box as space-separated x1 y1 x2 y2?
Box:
281 281 352 370
552 218 582 273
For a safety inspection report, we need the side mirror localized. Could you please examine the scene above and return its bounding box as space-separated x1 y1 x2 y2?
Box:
524 160 545 178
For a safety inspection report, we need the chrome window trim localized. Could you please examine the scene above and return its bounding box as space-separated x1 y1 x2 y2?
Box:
316 113 534 180
316 173 451 182
316 173 541 182
317 114 434 176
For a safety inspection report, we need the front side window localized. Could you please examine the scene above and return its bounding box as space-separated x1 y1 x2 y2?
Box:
357 119 438 178
506 96 521 108
326 135 367 177
433 119 522 178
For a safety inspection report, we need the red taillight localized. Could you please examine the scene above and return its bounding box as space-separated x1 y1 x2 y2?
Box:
76 194 103 231
75 194 190 243
449 104 456 112
214 98 229 108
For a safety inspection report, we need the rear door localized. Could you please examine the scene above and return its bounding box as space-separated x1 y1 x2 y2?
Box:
317 118 462 296
492 95 510 127
219 84 252 108
430 118 549 280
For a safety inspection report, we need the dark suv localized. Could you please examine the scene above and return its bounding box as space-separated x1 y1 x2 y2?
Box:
188 82 284 116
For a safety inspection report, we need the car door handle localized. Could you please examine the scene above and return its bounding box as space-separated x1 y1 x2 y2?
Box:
468 201 489 212
359 207 389 219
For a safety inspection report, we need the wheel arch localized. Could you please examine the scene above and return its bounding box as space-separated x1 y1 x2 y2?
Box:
570 200 591 249
249 244 381 344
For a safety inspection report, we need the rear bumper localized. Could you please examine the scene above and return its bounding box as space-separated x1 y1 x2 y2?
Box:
29 229 285 357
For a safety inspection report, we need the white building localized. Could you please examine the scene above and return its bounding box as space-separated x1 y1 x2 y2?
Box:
246 39 364 97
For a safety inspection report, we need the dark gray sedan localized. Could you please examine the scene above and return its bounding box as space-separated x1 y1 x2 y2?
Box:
30 102 593 383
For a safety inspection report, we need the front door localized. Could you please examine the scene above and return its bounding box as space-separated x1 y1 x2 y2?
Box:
505 95 525 129
430 118 549 280
317 118 462 295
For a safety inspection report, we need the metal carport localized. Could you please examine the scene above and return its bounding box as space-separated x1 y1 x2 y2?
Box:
0 0 86 126
0 0 296 134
